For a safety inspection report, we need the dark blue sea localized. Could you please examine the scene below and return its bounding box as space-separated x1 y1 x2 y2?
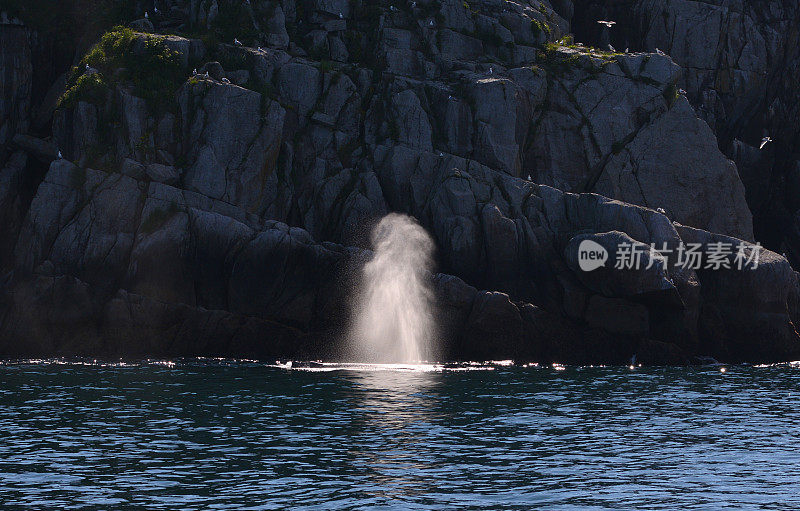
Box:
1 360 799 510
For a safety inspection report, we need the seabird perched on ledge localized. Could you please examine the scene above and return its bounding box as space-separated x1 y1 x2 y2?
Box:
760 136 773 149
597 20 616 28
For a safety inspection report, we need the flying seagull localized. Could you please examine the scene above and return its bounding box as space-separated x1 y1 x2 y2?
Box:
597 20 616 28
760 136 772 149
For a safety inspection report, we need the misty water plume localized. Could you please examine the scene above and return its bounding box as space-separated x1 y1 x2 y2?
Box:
349 213 437 363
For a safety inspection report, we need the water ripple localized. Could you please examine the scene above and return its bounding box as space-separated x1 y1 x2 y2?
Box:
0 360 799 509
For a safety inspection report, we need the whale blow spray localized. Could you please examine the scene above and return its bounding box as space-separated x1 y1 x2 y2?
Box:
350 213 436 363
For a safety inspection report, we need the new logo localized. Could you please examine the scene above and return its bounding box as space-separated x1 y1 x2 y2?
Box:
578 240 608 272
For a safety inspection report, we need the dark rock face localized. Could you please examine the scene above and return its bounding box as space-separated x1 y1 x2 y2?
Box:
0 1 798 363
0 23 32 270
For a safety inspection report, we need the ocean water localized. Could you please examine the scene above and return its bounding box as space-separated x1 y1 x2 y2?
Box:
1 360 799 510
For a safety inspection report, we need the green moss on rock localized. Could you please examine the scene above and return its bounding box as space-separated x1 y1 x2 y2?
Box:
59 27 184 114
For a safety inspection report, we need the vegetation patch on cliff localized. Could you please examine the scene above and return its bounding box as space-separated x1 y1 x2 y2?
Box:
59 27 184 114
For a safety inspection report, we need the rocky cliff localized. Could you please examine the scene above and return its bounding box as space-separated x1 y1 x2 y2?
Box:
572 0 800 260
0 0 798 364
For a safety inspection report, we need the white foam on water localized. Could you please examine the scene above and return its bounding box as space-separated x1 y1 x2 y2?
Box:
271 362 498 373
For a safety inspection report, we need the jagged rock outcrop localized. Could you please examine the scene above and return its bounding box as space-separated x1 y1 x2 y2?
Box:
0 0 798 363
572 0 800 260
